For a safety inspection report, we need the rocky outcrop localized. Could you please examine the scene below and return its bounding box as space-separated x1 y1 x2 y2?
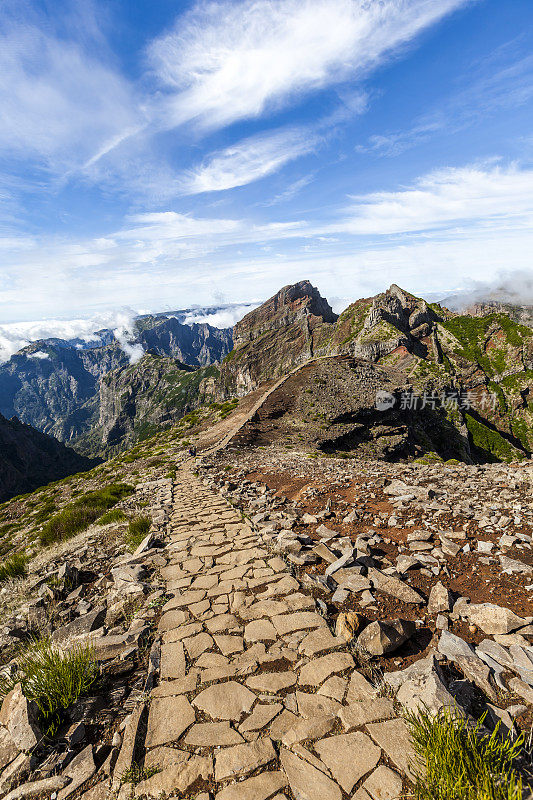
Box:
219 281 337 395
75 356 219 455
0 413 96 502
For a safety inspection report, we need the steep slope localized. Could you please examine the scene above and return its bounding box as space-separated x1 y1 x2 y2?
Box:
0 316 232 446
220 282 533 463
0 412 95 502
74 355 220 455
219 280 337 394
136 317 232 365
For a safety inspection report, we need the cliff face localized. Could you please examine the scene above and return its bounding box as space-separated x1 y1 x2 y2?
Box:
137 317 232 365
0 413 96 502
219 280 338 394
74 355 219 455
0 317 232 447
219 281 533 462
0 343 128 442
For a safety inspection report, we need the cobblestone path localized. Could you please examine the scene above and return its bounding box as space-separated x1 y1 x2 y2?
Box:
133 464 414 800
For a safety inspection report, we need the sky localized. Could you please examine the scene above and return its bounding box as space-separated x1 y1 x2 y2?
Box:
1 0 532 335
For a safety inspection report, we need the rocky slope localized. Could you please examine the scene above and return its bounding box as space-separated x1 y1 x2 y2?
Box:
0 413 95 502
0 401 532 798
220 281 533 463
75 355 220 456
0 316 232 449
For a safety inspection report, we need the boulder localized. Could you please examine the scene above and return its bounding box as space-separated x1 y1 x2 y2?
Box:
0 685 40 752
428 581 452 614
357 619 414 656
462 603 527 635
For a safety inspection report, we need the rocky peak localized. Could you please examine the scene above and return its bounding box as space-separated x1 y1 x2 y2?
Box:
233 280 337 347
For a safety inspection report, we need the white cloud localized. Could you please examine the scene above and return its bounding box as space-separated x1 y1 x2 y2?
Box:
183 304 259 328
0 13 140 173
29 350 50 360
149 0 472 132
339 163 533 235
180 127 319 194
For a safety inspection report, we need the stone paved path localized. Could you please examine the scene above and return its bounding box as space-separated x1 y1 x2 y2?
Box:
133 464 414 800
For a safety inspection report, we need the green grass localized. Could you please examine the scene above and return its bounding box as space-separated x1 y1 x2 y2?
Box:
39 482 134 545
120 763 160 785
96 508 128 525
0 552 28 582
465 414 524 463
0 638 98 734
405 707 526 800
125 515 151 551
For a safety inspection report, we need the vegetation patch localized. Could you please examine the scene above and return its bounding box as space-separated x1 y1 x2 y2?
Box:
405 707 526 800
97 508 128 525
0 639 98 734
0 552 28 582
39 482 134 545
126 515 151 551
465 414 525 463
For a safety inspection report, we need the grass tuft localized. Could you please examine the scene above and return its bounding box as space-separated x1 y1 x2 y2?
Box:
125 516 151 551
404 706 526 800
0 638 98 734
96 508 128 525
39 482 134 545
0 552 28 582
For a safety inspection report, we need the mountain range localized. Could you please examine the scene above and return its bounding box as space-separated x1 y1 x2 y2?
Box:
0 280 532 501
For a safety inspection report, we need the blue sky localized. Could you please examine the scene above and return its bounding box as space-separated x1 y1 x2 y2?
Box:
0 0 532 334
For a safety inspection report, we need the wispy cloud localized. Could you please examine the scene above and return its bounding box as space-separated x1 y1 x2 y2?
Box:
148 0 472 132
338 162 533 235
0 9 140 174
180 127 320 194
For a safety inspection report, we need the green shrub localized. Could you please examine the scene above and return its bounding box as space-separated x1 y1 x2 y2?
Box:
0 639 98 733
39 483 134 545
0 552 28 582
97 508 127 525
126 516 151 551
405 706 525 800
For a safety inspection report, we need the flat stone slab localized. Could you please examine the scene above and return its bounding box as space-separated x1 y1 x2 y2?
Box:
239 703 283 733
298 627 345 657
145 695 196 749
160 642 186 680
244 619 278 643
184 722 244 747
315 732 381 793
158 609 189 633
363 764 403 800
214 737 276 782
280 747 342 800
272 612 326 636
246 672 298 693
193 681 256 721
298 652 355 686
366 719 416 780
135 755 212 798
339 699 395 730
215 770 288 800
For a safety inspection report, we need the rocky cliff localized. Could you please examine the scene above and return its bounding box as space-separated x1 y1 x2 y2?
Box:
219 280 337 394
219 281 533 462
0 316 232 448
0 413 96 502
74 355 219 455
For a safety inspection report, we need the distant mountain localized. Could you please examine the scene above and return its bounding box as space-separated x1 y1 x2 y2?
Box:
0 313 233 448
0 413 96 503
